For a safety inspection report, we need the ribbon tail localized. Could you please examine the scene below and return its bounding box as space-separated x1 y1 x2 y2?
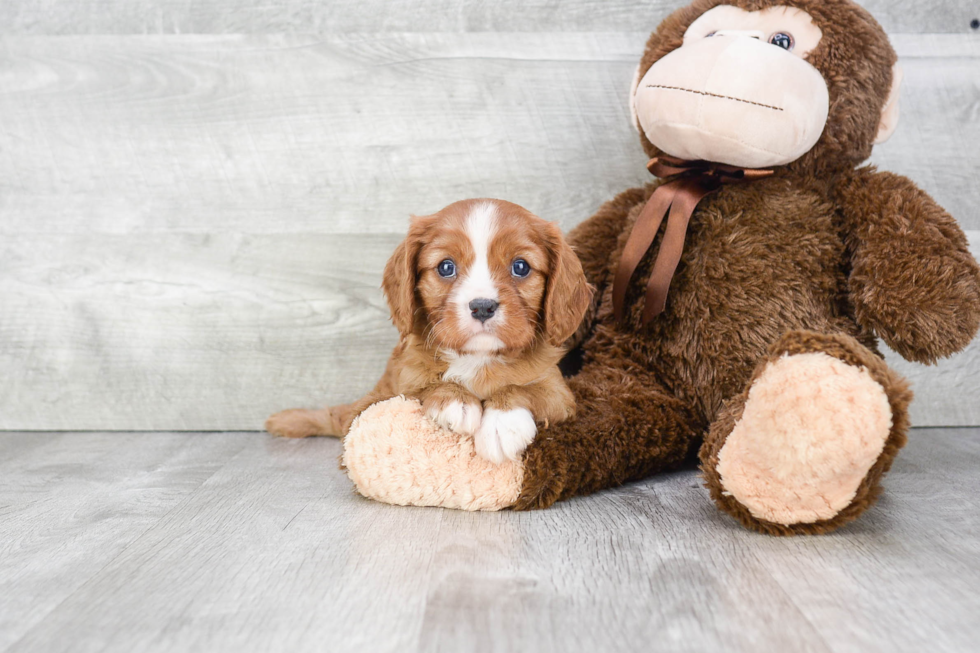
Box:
641 178 719 324
612 182 680 322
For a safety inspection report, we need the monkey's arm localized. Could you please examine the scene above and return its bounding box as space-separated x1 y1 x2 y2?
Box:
837 167 980 363
564 186 647 348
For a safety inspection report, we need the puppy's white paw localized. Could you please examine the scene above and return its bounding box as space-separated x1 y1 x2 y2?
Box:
427 400 482 436
475 408 537 464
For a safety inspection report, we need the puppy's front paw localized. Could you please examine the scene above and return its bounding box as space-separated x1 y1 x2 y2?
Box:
425 398 482 436
475 408 537 464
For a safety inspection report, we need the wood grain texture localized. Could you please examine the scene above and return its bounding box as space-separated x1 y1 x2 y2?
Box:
0 0 976 34
0 33 977 429
0 432 249 650
0 234 400 430
2 427 979 653
0 34 977 235
0 33 647 236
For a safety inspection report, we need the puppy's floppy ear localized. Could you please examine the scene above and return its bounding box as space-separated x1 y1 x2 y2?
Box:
542 221 592 347
382 215 428 336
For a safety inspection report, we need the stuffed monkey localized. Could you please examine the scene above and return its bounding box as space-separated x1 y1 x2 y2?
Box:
329 0 980 535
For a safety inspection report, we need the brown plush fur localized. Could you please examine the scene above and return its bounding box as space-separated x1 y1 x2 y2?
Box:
838 168 980 363
512 0 980 534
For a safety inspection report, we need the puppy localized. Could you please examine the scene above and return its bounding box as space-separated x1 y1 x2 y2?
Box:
266 198 591 463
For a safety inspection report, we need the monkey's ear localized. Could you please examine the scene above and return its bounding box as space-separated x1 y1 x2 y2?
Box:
874 64 903 145
628 64 642 133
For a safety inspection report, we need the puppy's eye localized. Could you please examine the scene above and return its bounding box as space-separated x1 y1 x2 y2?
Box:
768 32 794 50
511 259 531 278
437 259 456 278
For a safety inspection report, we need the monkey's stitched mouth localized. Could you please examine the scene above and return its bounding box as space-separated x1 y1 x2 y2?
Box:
646 85 784 112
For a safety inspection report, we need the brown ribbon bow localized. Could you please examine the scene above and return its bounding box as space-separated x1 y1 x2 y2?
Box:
612 156 774 325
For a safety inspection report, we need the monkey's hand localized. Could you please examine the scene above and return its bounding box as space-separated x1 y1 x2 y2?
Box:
838 167 980 363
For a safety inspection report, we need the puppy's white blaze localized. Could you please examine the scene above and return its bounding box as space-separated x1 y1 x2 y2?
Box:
463 201 499 299
454 202 500 333
475 407 537 464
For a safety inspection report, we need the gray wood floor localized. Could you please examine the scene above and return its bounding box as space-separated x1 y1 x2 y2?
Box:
2 428 978 653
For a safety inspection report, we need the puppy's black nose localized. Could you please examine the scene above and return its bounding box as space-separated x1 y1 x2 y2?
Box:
469 298 499 323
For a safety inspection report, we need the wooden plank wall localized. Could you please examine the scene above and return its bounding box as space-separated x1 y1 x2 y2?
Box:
0 2 977 430
0 1 977 34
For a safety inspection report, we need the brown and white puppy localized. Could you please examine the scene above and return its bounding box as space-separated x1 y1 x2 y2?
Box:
265 198 591 464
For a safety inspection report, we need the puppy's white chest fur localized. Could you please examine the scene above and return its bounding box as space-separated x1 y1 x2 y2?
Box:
441 350 496 397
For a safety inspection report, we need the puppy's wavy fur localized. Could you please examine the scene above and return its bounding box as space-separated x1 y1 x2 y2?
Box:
266 199 591 463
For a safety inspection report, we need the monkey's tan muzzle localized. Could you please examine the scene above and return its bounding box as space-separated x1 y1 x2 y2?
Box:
634 35 829 168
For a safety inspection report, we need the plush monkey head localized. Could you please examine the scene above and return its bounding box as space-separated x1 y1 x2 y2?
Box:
630 0 901 174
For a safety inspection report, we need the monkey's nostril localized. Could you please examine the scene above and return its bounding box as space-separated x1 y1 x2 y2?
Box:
469 298 499 323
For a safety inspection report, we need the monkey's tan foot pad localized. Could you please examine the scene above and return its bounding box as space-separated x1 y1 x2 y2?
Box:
343 396 524 511
715 352 893 526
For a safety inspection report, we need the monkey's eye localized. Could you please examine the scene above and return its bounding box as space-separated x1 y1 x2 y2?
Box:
437 259 456 278
511 259 531 278
768 32 794 50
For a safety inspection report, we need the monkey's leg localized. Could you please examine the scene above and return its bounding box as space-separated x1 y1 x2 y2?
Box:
513 360 703 510
342 356 702 511
700 330 912 536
